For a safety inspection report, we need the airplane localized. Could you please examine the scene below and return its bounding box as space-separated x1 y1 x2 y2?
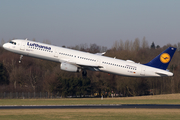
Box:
2 39 176 77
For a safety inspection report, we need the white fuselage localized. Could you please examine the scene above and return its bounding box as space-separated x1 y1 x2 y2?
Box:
3 39 173 77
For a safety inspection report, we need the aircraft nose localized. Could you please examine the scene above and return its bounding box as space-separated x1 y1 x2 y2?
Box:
3 43 8 50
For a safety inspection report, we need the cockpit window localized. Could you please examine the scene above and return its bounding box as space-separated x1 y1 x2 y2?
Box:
9 41 16 45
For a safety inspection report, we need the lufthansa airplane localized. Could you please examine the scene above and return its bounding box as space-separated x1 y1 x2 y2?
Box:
3 39 176 77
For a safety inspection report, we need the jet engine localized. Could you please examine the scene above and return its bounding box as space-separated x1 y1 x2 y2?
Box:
60 62 79 72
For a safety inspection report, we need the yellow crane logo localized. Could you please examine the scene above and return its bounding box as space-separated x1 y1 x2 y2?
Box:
160 53 170 63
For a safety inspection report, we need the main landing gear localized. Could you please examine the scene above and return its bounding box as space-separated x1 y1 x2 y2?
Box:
19 55 23 63
82 70 87 77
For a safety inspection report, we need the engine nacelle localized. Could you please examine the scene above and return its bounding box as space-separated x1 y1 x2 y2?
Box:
60 62 79 72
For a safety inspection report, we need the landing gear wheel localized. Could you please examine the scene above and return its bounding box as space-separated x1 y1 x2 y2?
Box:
82 70 87 77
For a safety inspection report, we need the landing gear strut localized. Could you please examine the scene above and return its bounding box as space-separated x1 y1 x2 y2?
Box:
19 55 23 63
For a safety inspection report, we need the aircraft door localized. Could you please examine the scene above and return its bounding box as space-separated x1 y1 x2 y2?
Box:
96 59 101 66
94 59 101 71
54 49 58 58
140 67 145 76
20 41 26 50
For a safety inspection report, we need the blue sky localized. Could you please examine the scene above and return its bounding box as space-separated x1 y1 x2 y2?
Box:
1 0 180 48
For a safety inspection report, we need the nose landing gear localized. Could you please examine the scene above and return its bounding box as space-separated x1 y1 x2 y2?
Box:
19 55 23 63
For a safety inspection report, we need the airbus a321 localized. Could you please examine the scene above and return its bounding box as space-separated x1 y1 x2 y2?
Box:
3 39 176 77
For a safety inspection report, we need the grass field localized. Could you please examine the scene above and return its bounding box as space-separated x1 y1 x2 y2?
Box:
0 94 180 120
1 93 180 105
0 109 180 120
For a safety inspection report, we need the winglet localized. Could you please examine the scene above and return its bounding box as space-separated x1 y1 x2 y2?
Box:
144 47 176 70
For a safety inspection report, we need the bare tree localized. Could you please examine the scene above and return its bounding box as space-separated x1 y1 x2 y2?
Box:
133 38 140 51
142 37 149 49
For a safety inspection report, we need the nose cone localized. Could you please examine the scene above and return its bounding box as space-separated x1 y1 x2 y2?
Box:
3 43 9 50
3 43 6 49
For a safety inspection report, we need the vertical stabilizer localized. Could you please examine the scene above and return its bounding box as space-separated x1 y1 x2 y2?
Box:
144 47 176 70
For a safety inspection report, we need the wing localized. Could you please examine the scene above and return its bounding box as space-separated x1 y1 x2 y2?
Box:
95 52 106 56
59 58 103 71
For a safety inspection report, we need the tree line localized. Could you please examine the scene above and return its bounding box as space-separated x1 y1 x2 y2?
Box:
0 38 180 97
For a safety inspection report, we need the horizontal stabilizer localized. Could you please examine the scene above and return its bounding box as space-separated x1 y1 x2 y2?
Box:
155 72 168 77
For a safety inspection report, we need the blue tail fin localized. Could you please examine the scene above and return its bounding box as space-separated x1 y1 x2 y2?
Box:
144 47 176 70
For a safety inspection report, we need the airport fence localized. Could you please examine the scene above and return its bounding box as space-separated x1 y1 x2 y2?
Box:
0 92 122 99
0 92 63 99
